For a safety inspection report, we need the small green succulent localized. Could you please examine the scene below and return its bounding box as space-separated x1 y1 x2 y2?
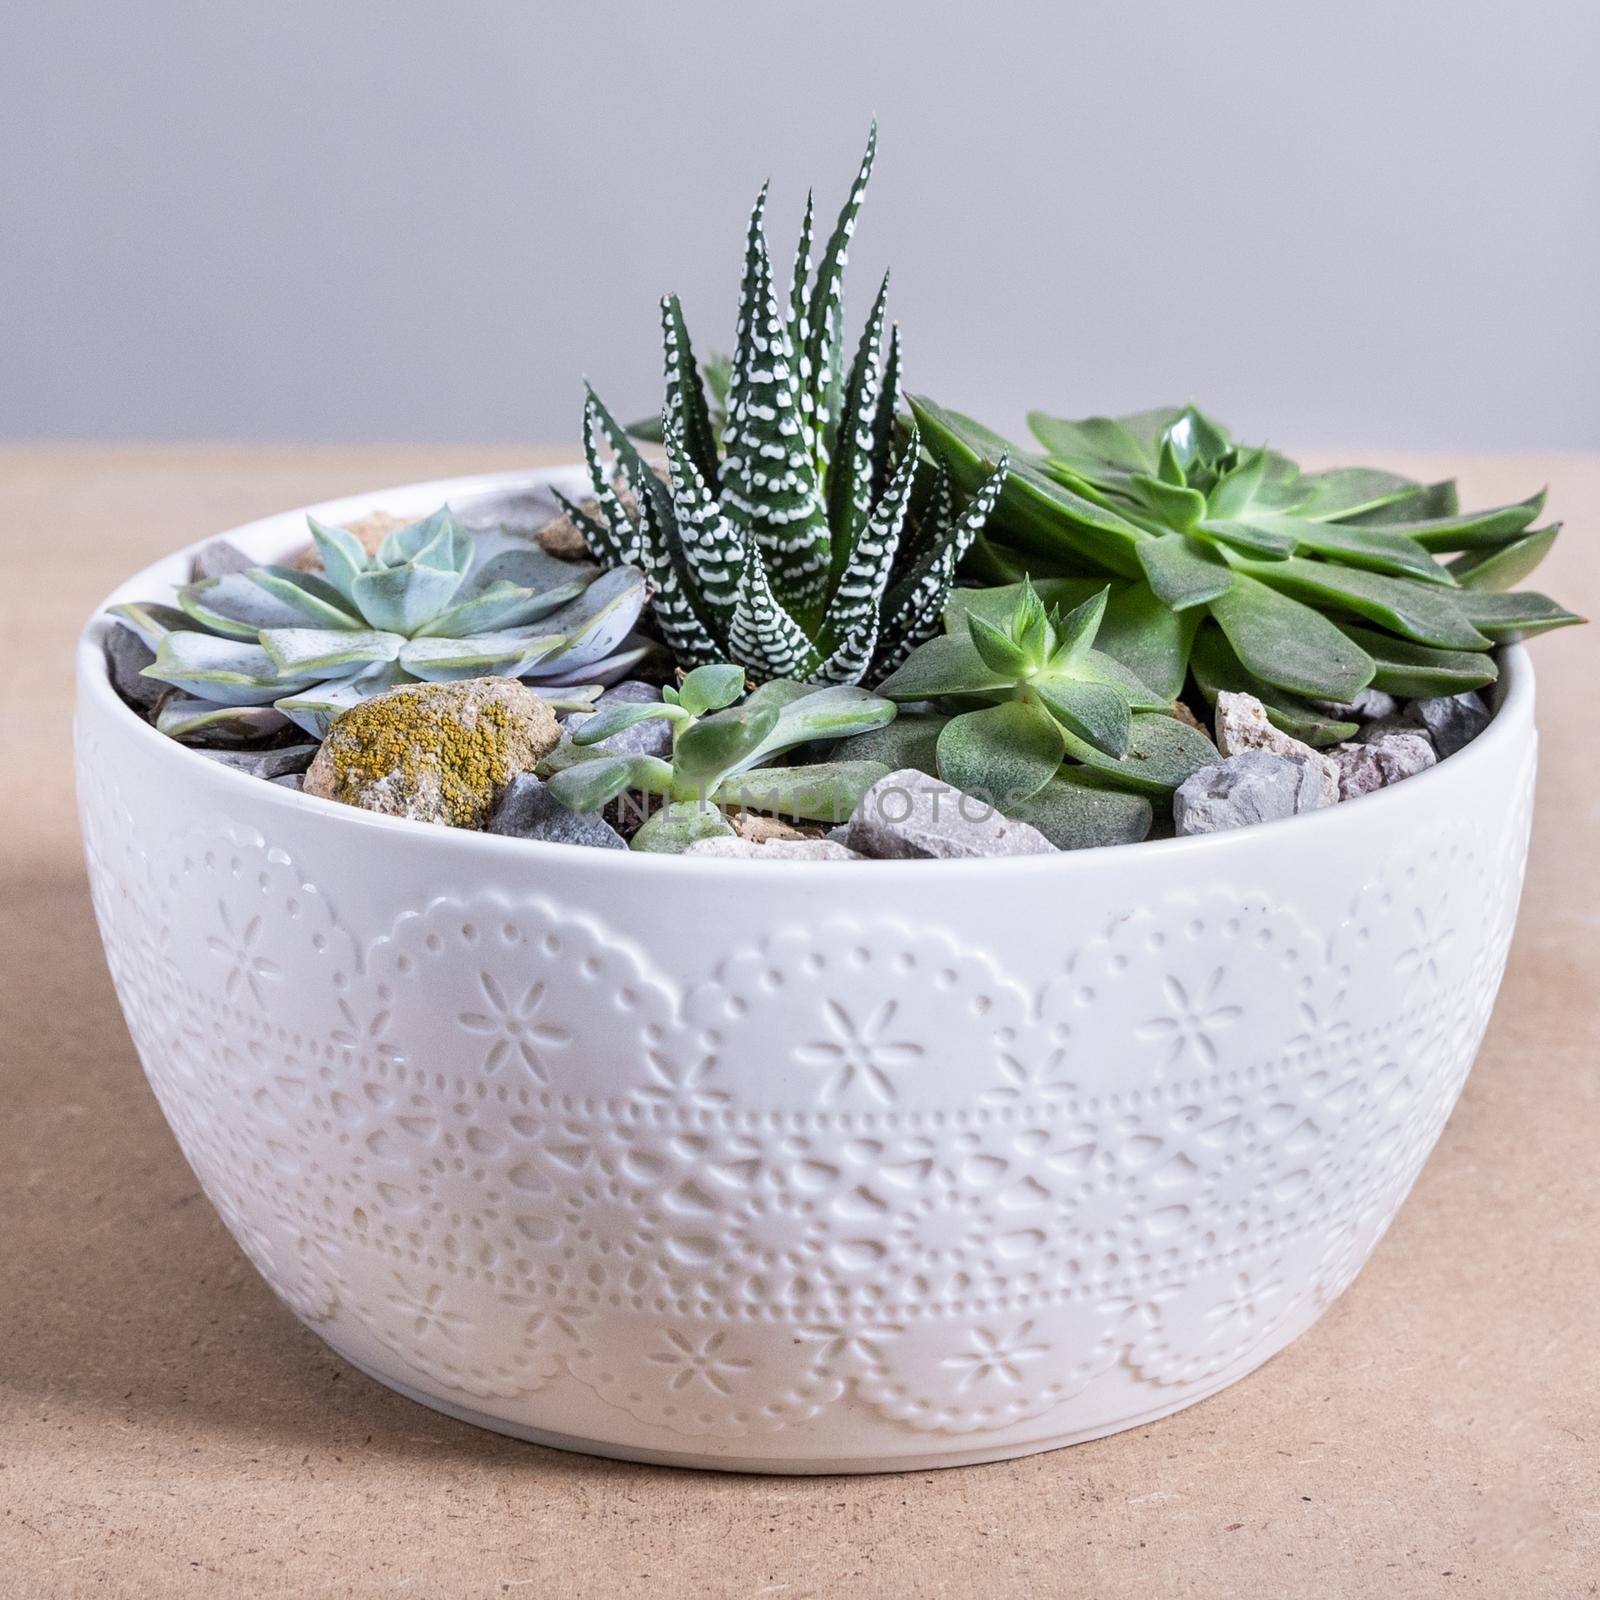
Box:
114 508 651 740
878 581 1218 802
543 665 894 851
912 397 1583 735
571 126 1008 689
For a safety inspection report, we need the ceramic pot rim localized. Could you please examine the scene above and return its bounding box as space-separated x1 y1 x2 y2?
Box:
75 461 1535 881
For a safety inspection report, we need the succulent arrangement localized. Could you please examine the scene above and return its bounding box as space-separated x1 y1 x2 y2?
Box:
570 126 1008 688
102 125 1584 860
911 396 1579 737
543 666 894 851
113 509 650 739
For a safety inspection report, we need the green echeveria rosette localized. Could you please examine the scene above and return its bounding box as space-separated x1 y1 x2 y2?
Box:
911 396 1583 744
573 124 1010 691
111 507 651 740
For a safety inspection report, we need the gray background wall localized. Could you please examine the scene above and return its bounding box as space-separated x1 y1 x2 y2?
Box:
3 0 1596 450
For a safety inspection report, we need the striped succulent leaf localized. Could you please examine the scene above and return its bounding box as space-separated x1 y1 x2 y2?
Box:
581 127 1006 686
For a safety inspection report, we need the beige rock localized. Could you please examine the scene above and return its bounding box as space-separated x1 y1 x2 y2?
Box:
293 511 410 572
1213 691 1340 808
304 678 560 828
1170 699 1208 734
684 836 865 861
535 503 599 561
729 813 823 844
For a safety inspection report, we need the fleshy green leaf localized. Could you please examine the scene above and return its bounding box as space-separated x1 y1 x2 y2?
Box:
306 517 369 599
1189 624 1357 748
1093 581 1201 701
673 703 782 783
1238 512 1450 584
1129 472 1207 530
1027 410 1173 481
968 611 1032 677
936 700 1066 803
1366 489 1547 551
909 396 1148 577
714 760 888 822
1240 557 1489 649
572 700 683 746
1207 573 1375 701
1059 712 1218 796
677 663 748 717
1290 467 1421 520
630 799 736 853
755 684 897 759
1003 769 1153 850
1136 533 1234 611
1337 479 1458 525
1330 624 1498 698
876 631 1010 701
1454 589 1584 642
1032 676 1132 759
1448 527 1561 591
829 711 947 777
547 754 661 814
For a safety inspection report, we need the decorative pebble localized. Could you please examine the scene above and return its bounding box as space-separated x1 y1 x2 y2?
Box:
844 769 1058 859
1405 691 1492 758
105 623 163 709
1213 691 1340 807
1312 687 1400 722
684 836 865 861
486 772 627 850
303 678 560 828
1331 732 1438 800
198 743 320 781
730 812 820 844
561 679 673 760
1173 751 1331 836
188 538 255 582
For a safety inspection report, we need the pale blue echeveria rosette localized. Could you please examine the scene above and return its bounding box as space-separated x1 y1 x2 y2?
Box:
111 507 651 741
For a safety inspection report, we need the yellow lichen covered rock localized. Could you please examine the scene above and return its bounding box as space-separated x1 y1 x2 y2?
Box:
304 678 560 828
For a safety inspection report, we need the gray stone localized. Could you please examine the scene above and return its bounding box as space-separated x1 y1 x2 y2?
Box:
452 484 565 540
684 836 864 861
1358 716 1430 747
105 623 163 709
845 769 1059 860
561 679 674 760
486 773 627 850
1173 752 1331 836
188 538 255 581
1214 691 1340 807
198 743 320 781
1312 688 1400 722
1405 691 1491 758
1332 732 1438 800
270 773 305 791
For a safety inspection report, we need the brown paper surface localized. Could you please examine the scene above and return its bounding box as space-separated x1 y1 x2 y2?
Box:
2 445 1594 1597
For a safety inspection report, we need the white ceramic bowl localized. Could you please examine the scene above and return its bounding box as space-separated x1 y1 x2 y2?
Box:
76 465 1537 1473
